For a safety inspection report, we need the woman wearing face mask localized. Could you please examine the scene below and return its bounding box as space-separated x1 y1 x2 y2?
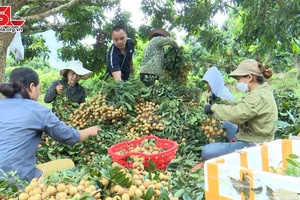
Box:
201 59 278 160
44 60 93 105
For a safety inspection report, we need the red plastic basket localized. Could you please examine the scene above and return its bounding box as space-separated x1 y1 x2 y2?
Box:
108 135 178 171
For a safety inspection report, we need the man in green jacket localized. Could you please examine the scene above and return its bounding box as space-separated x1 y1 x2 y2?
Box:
201 59 278 160
140 29 178 86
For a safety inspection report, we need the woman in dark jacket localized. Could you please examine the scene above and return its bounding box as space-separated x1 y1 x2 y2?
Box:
44 60 93 104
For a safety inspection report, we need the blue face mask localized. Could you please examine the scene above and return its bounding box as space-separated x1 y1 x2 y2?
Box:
236 77 249 93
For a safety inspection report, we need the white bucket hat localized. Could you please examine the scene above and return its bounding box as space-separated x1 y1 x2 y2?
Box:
60 60 93 80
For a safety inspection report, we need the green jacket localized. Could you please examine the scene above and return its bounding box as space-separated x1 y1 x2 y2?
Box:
211 82 278 143
140 36 178 76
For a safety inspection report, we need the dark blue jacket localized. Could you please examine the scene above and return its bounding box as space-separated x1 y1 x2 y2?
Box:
106 38 134 81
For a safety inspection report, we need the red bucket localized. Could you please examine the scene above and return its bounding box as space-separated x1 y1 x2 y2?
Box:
108 135 178 171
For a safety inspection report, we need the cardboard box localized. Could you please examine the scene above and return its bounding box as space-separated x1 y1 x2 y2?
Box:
204 139 300 200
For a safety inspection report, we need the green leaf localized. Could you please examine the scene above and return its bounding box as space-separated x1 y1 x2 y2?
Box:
101 168 110 178
146 159 157 171
122 93 135 103
288 154 300 159
47 151 56 161
144 186 154 200
275 120 291 128
79 193 94 200
269 166 276 172
174 188 185 198
123 102 133 111
157 190 170 200
183 192 194 200
286 158 299 167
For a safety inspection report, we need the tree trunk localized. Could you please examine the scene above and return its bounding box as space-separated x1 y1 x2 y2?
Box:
0 32 14 83
292 53 300 78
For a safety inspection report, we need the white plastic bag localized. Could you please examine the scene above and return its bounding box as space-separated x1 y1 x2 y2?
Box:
8 32 24 60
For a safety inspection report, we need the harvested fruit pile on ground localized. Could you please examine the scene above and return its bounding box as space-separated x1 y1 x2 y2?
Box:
121 98 164 140
16 162 179 200
200 116 225 143
18 178 100 200
99 162 179 200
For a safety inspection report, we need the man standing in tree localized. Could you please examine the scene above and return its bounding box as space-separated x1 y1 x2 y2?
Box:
106 25 135 81
140 29 178 86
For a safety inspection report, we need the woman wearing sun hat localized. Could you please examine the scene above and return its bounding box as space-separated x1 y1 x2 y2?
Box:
140 28 179 86
44 60 93 104
201 59 278 160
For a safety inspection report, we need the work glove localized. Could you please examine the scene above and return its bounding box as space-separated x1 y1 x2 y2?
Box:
204 104 213 115
208 93 220 104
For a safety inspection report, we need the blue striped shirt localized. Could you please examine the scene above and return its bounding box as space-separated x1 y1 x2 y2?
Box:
0 93 80 182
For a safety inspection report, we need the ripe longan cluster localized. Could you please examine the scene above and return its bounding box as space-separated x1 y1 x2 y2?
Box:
67 102 92 129
188 99 201 107
117 139 165 163
17 163 178 200
67 93 128 129
99 162 178 200
201 116 226 143
96 103 127 124
19 178 100 200
121 99 164 139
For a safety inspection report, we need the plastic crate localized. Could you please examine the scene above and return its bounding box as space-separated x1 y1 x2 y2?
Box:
204 139 300 200
108 135 178 170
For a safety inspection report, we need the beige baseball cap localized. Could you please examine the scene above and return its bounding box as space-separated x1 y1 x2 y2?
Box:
60 60 93 80
229 59 262 77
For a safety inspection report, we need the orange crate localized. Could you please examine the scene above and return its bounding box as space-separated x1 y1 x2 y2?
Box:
108 135 178 171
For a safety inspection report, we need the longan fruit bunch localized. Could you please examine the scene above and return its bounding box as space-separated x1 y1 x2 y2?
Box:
120 99 164 140
98 162 175 200
67 93 128 129
19 177 100 200
201 116 226 143
68 102 93 129
116 139 166 163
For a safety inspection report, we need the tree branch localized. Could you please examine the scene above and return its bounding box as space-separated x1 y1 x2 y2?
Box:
2 0 28 13
264 53 272 69
22 21 78 35
25 0 80 22
23 0 119 23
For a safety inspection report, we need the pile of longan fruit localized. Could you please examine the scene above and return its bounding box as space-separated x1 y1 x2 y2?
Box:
18 178 100 200
188 99 201 107
119 98 164 140
200 116 226 143
99 162 179 200
116 139 165 163
67 93 128 129
18 163 179 200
